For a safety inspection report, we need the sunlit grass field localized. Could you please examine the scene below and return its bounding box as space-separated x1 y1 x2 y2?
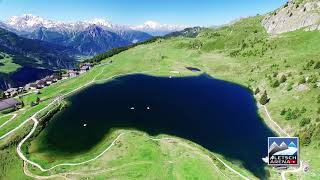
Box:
0 16 319 179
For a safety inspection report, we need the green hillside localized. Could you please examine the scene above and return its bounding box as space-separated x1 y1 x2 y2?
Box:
0 53 21 74
0 27 78 72
0 15 319 180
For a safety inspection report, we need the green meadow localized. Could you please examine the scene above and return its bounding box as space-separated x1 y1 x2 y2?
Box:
0 53 21 74
0 16 319 179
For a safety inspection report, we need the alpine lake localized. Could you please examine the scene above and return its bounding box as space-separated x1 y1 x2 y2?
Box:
31 74 275 178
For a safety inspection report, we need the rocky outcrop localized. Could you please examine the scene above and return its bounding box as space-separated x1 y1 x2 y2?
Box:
262 0 320 34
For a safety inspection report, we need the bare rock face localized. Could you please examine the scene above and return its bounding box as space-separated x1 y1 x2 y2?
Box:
262 0 320 34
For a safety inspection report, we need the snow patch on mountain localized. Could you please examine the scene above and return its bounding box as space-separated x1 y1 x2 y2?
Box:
4 14 188 36
131 20 187 36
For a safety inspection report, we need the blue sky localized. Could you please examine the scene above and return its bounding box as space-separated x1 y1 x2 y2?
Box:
0 0 287 26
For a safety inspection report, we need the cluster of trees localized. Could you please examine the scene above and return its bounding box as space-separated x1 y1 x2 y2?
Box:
299 117 311 127
298 76 306 84
315 61 320 69
298 123 320 146
303 60 320 70
270 73 287 88
85 37 161 64
280 107 306 120
188 39 203 49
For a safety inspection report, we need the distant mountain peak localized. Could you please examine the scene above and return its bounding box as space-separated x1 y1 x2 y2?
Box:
7 14 56 31
143 20 161 28
87 18 113 28
85 25 104 37
4 14 187 36
131 20 187 36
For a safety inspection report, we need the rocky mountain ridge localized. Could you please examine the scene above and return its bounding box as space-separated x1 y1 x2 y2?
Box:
1 14 190 55
262 0 320 34
5 14 186 36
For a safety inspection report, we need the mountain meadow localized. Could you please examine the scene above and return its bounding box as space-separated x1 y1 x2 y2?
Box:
0 0 320 179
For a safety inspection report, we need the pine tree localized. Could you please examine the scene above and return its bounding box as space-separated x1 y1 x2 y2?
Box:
314 61 320 69
36 97 40 104
280 75 287 83
254 87 260 95
259 91 269 105
271 80 280 88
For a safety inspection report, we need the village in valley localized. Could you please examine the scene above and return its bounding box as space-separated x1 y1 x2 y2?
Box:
0 63 93 112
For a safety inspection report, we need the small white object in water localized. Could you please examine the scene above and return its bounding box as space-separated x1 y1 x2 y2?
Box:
130 107 135 110
83 124 87 127
169 76 172 78
147 106 150 110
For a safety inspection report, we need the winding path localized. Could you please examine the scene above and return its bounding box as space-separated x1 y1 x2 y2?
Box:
0 113 28 140
22 132 246 180
261 105 290 137
0 113 17 129
281 161 303 180
13 66 248 179
261 105 303 180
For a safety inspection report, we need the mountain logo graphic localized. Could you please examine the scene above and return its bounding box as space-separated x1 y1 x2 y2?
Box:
267 137 299 166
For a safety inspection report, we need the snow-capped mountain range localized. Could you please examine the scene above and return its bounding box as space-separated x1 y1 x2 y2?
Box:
0 14 187 56
4 14 187 36
131 20 187 36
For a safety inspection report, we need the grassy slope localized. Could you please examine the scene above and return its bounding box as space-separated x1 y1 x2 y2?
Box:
0 115 13 127
28 130 244 180
0 15 319 179
0 53 21 74
0 49 252 179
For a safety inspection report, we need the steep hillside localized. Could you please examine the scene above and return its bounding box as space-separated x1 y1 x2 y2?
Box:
1 14 156 55
0 28 77 69
89 16 320 179
1 13 319 180
65 25 130 56
262 0 320 34
0 28 80 89
164 27 204 38
23 26 152 56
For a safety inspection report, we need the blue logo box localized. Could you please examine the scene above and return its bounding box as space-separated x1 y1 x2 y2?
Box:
268 137 299 166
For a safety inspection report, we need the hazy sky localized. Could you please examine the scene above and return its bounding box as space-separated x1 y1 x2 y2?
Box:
0 0 287 26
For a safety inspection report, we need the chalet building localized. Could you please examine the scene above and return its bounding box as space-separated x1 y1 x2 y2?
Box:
29 83 37 90
68 70 78 77
4 88 18 97
34 80 46 89
61 74 69 80
80 63 92 74
80 66 90 74
24 84 31 91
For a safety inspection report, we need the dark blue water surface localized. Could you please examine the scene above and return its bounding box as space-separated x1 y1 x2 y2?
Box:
43 74 274 178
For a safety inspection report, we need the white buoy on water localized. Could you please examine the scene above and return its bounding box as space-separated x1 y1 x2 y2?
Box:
83 124 87 127
130 107 135 110
147 106 150 110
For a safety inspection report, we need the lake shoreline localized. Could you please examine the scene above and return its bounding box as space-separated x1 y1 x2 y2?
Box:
28 73 276 179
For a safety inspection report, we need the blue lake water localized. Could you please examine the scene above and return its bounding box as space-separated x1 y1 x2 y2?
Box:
40 74 275 178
